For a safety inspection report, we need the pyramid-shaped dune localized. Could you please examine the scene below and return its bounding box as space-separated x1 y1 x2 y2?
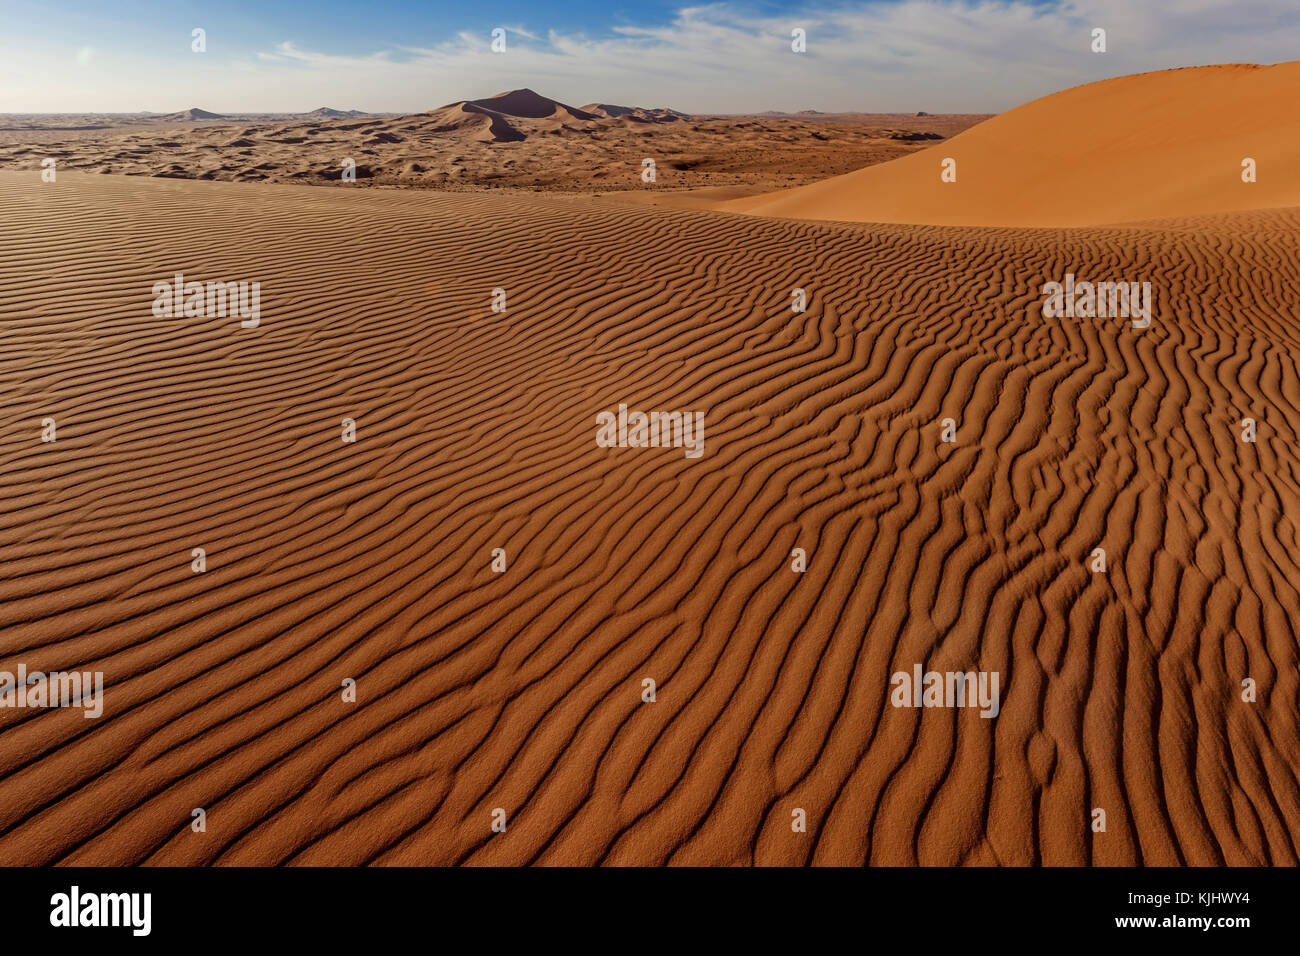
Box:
426 88 600 141
163 107 226 121
725 61 1300 227
467 88 598 120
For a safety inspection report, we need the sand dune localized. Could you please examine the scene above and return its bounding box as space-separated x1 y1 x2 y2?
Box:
428 89 601 142
0 96 982 192
0 170 1297 865
727 62 1300 227
163 108 227 122
305 108 369 120
582 103 688 124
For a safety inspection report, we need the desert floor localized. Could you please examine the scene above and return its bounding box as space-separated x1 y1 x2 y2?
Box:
0 170 1296 865
0 100 982 195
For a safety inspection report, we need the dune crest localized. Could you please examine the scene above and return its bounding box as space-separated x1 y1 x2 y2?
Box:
725 61 1300 227
428 88 602 142
162 107 226 122
304 107 369 119
582 103 687 124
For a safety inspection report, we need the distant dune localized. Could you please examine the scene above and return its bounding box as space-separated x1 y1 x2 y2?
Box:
726 61 1300 227
426 88 600 142
428 89 687 141
304 107 369 119
163 107 371 122
162 107 226 122
0 91 980 191
582 103 687 123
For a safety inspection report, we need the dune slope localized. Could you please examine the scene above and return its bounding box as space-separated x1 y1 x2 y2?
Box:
0 172 1297 865
427 88 601 142
726 62 1300 227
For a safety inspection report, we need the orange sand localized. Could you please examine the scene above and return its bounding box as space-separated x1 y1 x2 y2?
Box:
725 62 1300 227
0 167 1296 865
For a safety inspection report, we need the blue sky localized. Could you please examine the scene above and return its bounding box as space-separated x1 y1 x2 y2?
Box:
6 0 703 53
2 0 1298 113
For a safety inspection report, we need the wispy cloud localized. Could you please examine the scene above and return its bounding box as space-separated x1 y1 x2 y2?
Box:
3 0 1298 113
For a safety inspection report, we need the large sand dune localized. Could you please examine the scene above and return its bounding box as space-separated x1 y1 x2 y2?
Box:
427 88 604 143
727 62 1300 227
0 171 1297 864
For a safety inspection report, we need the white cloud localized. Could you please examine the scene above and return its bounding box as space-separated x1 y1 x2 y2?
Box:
2 0 1299 113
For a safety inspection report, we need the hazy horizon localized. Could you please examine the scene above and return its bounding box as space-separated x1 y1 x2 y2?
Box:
0 90 995 117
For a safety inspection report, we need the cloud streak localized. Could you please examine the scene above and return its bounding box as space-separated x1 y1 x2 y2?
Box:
3 0 1299 113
